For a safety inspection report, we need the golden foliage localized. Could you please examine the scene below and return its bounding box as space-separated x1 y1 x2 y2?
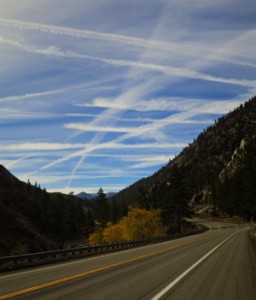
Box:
120 208 164 240
88 228 103 245
103 222 125 243
88 208 164 245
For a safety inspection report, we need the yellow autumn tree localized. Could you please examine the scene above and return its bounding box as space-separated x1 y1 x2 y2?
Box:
88 208 164 245
102 222 125 243
120 208 164 240
88 227 104 245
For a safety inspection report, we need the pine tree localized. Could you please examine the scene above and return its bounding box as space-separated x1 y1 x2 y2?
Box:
94 187 109 225
161 164 190 233
109 198 118 224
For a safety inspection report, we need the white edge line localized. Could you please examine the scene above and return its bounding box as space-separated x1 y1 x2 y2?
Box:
151 230 239 300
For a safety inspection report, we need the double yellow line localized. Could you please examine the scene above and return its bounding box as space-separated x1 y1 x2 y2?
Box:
0 233 213 299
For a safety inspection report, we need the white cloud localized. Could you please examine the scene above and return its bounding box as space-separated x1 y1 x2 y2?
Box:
24 140 185 173
0 89 60 103
38 98 242 174
80 97 246 115
0 143 85 151
0 142 185 152
196 100 245 114
65 123 134 133
102 58 256 87
0 108 58 121
129 155 174 169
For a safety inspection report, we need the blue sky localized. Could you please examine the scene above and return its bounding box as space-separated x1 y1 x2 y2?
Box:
0 0 255 194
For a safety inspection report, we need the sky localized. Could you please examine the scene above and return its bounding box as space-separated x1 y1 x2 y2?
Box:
0 0 256 194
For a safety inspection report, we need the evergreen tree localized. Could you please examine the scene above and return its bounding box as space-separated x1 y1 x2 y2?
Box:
161 164 190 233
135 187 148 209
94 187 109 225
117 200 128 221
109 198 118 224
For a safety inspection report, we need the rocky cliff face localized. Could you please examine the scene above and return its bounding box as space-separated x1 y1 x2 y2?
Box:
219 138 247 181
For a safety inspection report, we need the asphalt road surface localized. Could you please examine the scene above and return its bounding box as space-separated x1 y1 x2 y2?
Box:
0 222 255 300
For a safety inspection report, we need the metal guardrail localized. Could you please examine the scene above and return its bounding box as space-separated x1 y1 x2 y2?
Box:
0 229 205 271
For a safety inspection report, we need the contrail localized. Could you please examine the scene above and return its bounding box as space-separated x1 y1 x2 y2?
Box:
1 36 255 88
1 17 255 66
0 89 60 103
103 58 256 88
0 16 188 51
3 17 254 188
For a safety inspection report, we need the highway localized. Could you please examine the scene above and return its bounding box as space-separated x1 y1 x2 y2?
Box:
0 222 255 299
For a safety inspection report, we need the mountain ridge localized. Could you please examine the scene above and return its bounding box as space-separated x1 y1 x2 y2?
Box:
0 167 93 256
0 164 18 182
114 96 256 220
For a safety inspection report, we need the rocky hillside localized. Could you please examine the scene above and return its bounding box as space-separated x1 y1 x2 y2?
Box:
114 96 256 220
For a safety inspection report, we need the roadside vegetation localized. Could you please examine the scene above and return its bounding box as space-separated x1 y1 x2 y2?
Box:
88 207 164 245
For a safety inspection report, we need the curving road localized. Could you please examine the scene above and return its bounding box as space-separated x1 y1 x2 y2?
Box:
0 222 255 299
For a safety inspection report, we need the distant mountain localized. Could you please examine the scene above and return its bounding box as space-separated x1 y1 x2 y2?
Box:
76 192 97 200
106 192 117 199
76 191 116 200
114 96 256 221
0 165 94 256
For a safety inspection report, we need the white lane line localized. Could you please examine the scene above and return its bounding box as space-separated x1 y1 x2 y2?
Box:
151 230 239 300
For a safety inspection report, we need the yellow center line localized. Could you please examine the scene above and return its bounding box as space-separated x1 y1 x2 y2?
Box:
0 234 215 299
